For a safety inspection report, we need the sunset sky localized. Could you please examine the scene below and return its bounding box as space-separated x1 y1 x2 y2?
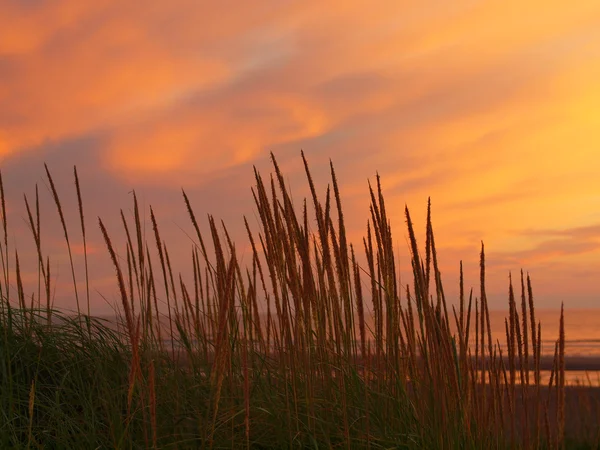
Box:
0 1 599 314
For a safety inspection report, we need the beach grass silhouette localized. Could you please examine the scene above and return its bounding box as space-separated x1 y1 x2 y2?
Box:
1 153 598 448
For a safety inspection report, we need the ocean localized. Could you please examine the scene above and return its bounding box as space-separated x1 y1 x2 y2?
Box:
480 309 600 385
97 308 600 385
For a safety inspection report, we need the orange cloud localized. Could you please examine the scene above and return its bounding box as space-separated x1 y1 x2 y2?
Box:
1 0 600 310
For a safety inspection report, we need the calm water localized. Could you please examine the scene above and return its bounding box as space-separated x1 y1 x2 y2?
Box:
480 309 600 385
350 309 600 358
485 309 600 358
99 308 600 385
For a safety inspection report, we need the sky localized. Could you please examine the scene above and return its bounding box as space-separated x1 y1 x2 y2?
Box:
0 0 599 315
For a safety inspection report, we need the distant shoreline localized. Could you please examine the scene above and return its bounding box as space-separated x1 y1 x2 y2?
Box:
32 312 600 371
549 355 600 371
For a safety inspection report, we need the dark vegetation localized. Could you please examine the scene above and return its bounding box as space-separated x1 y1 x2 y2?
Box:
1 153 597 448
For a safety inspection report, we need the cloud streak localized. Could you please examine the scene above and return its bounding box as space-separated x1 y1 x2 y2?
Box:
1 0 599 311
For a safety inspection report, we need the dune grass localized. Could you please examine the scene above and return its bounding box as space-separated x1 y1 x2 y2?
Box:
0 153 596 448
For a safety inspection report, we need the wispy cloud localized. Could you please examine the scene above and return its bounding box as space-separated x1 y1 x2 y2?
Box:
1 0 599 311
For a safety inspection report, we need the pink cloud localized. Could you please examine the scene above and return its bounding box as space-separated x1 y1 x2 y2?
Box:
1 0 599 311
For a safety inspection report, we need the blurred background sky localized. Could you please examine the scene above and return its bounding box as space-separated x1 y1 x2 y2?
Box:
0 1 599 315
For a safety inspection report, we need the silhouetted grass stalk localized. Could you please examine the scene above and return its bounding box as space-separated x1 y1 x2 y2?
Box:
0 154 593 448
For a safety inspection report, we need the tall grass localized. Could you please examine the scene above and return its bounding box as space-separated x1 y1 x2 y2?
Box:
0 153 597 449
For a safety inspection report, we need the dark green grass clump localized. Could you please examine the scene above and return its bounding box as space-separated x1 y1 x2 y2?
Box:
1 310 129 448
0 154 595 449
0 309 222 449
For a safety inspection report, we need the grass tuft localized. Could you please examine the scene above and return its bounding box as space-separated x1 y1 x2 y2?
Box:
0 155 597 448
